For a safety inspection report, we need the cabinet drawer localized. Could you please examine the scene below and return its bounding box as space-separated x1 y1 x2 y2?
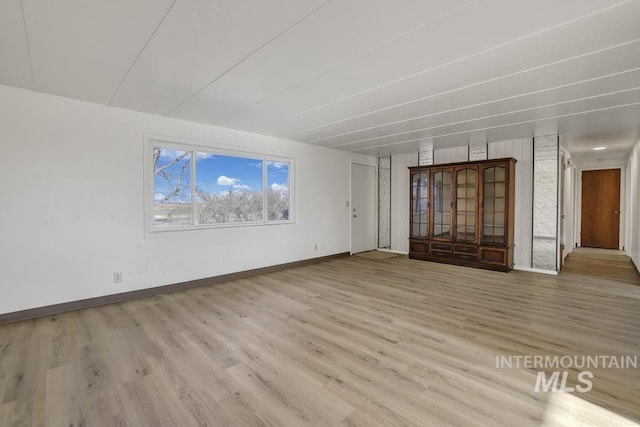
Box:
453 244 477 254
430 250 451 259
430 242 452 251
410 241 429 255
454 253 478 263
479 247 506 265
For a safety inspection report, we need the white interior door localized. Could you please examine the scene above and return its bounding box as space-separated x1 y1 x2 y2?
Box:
351 163 377 254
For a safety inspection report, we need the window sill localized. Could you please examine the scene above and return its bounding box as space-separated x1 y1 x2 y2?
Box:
145 220 296 238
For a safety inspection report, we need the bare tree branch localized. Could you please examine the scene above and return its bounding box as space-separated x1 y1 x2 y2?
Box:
153 149 189 177
154 148 191 204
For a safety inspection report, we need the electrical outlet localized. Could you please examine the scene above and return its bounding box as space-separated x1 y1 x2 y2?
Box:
113 272 122 284
314 244 318 251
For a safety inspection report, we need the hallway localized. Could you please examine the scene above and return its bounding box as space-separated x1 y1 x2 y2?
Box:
562 248 640 285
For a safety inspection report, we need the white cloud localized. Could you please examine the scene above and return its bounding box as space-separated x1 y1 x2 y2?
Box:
154 193 165 201
196 152 215 160
217 176 252 191
217 175 240 186
271 183 288 192
269 161 288 169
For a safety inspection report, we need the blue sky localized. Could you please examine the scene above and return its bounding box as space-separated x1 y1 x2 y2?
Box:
154 148 289 203
197 154 262 193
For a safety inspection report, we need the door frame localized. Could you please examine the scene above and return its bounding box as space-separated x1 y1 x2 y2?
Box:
575 165 626 251
558 149 577 268
559 151 577 265
349 161 378 255
558 149 565 268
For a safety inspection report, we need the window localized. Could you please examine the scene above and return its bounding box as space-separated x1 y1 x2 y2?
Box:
267 161 290 221
147 138 292 232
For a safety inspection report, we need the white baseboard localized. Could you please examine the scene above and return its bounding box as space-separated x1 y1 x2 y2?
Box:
377 248 409 255
513 265 559 275
562 246 573 260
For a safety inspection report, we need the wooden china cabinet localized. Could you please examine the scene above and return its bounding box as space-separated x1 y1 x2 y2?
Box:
409 158 516 272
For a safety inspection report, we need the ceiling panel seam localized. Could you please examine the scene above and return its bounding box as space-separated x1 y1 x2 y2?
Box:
352 101 640 151
210 0 481 125
108 0 177 106
19 0 35 90
309 67 640 145
284 0 632 127
292 37 640 139
162 0 332 118
333 86 640 148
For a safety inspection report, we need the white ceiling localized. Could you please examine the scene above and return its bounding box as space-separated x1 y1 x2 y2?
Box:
2 0 640 159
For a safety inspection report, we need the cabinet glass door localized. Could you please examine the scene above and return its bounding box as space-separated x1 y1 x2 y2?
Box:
411 172 428 237
482 166 506 244
432 170 452 239
456 168 477 242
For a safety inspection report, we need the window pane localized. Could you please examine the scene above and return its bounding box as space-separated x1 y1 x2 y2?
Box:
153 147 192 227
412 222 420 236
486 183 495 198
485 167 494 182
267 161 290 221
195 153 264 224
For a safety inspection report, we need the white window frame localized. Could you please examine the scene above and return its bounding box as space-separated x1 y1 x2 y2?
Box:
144 135 295 236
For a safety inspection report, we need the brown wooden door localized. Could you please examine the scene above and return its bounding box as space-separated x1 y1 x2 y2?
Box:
581 169 620 249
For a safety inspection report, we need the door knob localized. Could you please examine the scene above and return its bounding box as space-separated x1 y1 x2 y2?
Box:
353 214 357 218
614 210 620 214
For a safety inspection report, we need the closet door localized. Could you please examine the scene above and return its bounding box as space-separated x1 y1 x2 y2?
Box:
431 169 452 241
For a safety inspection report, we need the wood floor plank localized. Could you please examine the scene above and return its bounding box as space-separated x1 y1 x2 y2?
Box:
0 253 639 425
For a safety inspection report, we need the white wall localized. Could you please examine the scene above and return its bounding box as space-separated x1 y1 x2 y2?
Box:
627 138 640 267
488 138 534 269
434 146 468 164
390 152 418 253
558 138 576 262
0 84 374 314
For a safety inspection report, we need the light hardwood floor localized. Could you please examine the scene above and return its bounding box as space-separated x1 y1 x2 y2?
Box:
562 248 640 284
1 254 639 426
